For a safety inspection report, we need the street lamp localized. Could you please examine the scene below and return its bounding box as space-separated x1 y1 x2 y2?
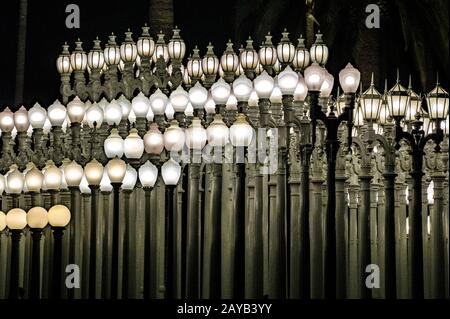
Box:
27 206 48 299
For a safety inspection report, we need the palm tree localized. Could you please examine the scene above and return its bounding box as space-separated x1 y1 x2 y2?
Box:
14 0 28 109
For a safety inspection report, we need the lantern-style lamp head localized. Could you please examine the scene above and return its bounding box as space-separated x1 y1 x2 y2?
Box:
426 81 449 121
67 96 86 124
361 73 382 121
387 71 409 120
304 63 326 92
259 33 277 68
293 35 310 71
28 103 47 129
278 65 298 95
310 31 329 66
339 63 361 93
240 37 259 71
137 25 155 58
70 39 88 71
48 100 67 127
48 205 71 227
138 160 158 188
0 107 15 132
57 43 72 74
104 128 124 158
132 92 151 118
25 163 44 192
150 89 169 115
13 106 30 132
220 40 239 75
276 29 295 65
233 75 253 102
120 30 138 62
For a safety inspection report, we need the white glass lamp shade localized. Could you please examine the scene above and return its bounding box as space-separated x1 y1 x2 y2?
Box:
28 103 47 129
13 106 29 132
144 123 164 154
354 106 364 127
44 163 62 190
0 175 5 195
120 33 138 62
189 82 208 109
132 92 150 118
86 103 104 128
6 166 24 194
339 63 361 93
138 160 158 188
149 89 169 115
106 157 127 183
56 51 71 74
168 30 186 60
278 66 298 95
406 90 421 122
276 30 295 64
304 63 326 91
84 159 104 186
185 118 207 150
87 47 105 70
204 96 216 114
0 107 15 132
48 100 67 126
104 43 121 65
153 32 170 63
240 42 259 70
310 32 329 65
25 165 44 192
137 30 155 58
6 208 27 230
64 160 84 187
294 76 308 101
378 103 390 125
165 103 175 120
211 78 231 104
170 86 189 112
105 99 122 125
0 211 6 231
67 96 86 123
293 40 310 70
426 85 449 120
104 128 124 158
187 56 203 79
124 128 144 159
259 45 277 67
270 86 283 104
164 120 185 152
319 71 334 98
48 205 71 227
147 105 155 122
207 114 229 146
79 175 90 194
361 81 382 121
185 103 194 117
202 45 220 76
230 113 254 147
122 165 137 190
161 158 181 185
226 94 238 110
27 207 48 229
254 71 274 99
232 75 253 102
387 81 409 119
100 170 112 192
118 95 132 120
248 90 259 107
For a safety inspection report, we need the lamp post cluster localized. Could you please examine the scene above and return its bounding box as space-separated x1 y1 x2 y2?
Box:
0 27 448 299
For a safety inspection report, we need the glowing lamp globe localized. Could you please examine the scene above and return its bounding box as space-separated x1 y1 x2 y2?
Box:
163 120 185 152
86 102 104 128
0 107 15 132
189 82 208 109
206 114 229 146
67 96 86 123
106 157 127 183
339 63 361 93
124 127 144 159
28 103 47 129
25 164 44 192
211 78 231 104
48 100 67 126
185 118 207 150
144 123 164 155
294 76 308 101
105 99 122 125
161 158 181 186
48 205 71 227
6 165 24 194
132 92 150 118
104 128 124 158
122 165 138 190
230 114 254 147
138 160 158 188
64 160 84 187
278 66 298 95
232 75 253 102
14 106 30 132
304 63 326 91
254 71 274 99
84 159 104 186
6 208 27 230
149 89 169 115
44 162 62 190
170 86 189 113
27 207 48 229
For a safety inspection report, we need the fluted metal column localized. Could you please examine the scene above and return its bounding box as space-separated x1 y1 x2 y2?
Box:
358 169 372 298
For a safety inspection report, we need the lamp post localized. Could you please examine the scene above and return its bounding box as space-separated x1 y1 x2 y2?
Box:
390 78 448 299
85 158 104 298
48 204 71 299
6 208 27 299
106 157 127 299
305 62 360 298
27 206 48 299
161 158 182 299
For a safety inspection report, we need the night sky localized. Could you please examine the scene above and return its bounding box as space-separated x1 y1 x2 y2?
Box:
0 0 448 109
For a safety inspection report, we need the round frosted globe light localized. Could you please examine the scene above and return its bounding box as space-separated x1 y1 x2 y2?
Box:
14 106 30 132
67 96 86 123
161 158 181 185
0 211 6 231
105 99 122 125
138 160 158 188
86 102 104 128
211 78 231 104
232 75 253 102
230 114 254 147
278 66 298 95
122 165 138 190
48 205 71 227
25 165 44 192
254 71 274 99
6 208 27 230
64 160 84 187
27 207 48 229
149 89 169 115
106 157 127 183
104 128 124 158
185 118 207 150
339 63 361 93
48 100 67 126
164 120 185 152
124 127 144 159
189 82 208 109
170 86 189 112
84 159 104 186
132 92 150 117
304 63 326 91
28 103 47 129
207 114 229 146
0 107 15 132
144 123 164 155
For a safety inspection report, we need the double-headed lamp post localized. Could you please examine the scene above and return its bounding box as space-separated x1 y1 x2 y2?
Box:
304 62 360 298
389 77 449 299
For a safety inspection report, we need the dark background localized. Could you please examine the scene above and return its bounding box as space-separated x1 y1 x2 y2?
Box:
0 0 448 109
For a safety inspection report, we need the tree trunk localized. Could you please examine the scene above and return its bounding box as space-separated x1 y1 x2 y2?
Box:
15 0 28 107
149 0 174 37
